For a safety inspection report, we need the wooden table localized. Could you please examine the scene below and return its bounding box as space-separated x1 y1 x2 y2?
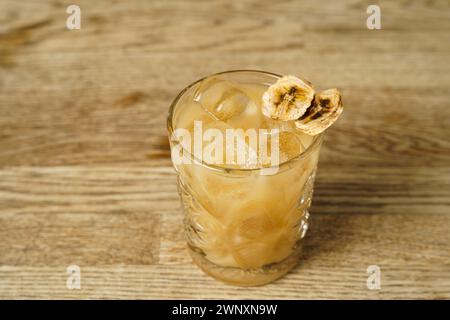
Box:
0 0 449 299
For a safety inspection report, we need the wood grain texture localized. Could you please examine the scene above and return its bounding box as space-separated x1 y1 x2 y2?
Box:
0 0 449 299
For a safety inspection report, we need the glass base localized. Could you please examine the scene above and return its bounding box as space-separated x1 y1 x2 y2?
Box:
188 242 303 286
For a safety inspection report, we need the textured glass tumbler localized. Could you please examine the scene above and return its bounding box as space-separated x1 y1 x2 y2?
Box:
167 70 323 286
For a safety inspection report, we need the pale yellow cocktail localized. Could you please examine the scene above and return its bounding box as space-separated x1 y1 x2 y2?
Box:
168 70 323 285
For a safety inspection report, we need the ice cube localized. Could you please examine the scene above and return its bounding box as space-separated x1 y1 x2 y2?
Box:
257 130 304 166
262 117 297 133
173 100 215 132
194 77 249 121
224 128 260 169
201 120 260 168
262 119 316 162
238 83 265 105
194 77 227 105
227 100 264 130
279 131 305 163
201 120 231 165
215 90 250 120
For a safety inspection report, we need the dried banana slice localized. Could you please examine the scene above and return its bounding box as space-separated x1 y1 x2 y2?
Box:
294 88 343 135
262 75 315 121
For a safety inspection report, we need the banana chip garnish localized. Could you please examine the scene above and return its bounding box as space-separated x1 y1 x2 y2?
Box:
262 75 343 135
262 75 315 121
295 88 343 135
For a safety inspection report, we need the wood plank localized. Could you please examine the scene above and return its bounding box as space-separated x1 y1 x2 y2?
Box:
0 211 160 266
0 167 177 265
1 166 448 263
0 0 449 299
1 209 449 299
1 89 449 167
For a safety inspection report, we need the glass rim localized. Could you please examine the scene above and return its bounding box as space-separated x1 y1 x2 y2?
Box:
167 69 324 174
